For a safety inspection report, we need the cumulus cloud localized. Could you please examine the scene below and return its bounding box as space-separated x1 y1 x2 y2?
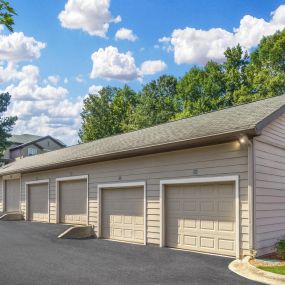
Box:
2 63 83 144
90 46 139 81
115 28 138 41
90 46 167 81
47 75 60 85
160 4 285 65
0 32 46 62
58 0 121 37
140 60 167 75
88 84 102 95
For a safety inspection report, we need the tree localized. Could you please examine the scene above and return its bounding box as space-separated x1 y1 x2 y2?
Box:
79 29 285 143
176 61 225 119
129 75 177 130
0 93 17 157
79 86 137 142
0 0 16 32
223 44 250 105
245 29 285 102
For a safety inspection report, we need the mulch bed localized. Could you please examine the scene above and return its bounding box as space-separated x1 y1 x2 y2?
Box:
250 253 285 267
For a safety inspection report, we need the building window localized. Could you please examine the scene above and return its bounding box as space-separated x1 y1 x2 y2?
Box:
28 147 37 156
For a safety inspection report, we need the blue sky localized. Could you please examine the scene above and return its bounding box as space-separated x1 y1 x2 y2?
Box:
1 0 285 144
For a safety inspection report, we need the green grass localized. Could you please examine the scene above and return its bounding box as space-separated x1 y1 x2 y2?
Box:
257 266 285 275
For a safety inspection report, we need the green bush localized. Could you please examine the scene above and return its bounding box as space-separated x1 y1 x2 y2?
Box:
276 238 285 259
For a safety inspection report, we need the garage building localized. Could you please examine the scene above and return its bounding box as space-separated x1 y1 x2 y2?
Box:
1 95 285 258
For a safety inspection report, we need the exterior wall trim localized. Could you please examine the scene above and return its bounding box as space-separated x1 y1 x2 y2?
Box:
55 175 89 225
159 175 240 258
97 181 147 245
25 179 50 222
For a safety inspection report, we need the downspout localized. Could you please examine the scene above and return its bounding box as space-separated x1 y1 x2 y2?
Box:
248 139 256 257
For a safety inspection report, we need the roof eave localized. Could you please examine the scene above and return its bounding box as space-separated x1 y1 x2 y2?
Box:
0 128 257 176
255 104 285 134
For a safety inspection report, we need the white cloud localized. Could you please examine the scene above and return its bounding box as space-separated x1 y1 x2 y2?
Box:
2 63 83 145
58 0 121 37
161 4 285 65
88 84 102 95
90 46 167 81
115 28 138 42
90 46 139 81
47 75 60 85
140 60 167 76
75 74 84 83
0 32 46 62
64 77 68 84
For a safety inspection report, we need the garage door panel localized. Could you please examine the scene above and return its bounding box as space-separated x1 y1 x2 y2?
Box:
29 183 48 222
59 180 87 225
102 187 144 244
165 182 236 256
5 179 20 212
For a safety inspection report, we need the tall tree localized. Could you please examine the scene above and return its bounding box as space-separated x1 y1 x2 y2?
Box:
0 93 17 157
0 0 16 32
223 44 250 105
176 61 225 119
79 29 285 143
79 86 137 142
245 29 285 102
128 75 177 130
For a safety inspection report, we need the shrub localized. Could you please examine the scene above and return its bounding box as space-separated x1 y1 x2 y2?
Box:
276 238 285 260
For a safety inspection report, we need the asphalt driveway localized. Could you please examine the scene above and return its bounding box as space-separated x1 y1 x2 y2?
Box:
0 221 260 285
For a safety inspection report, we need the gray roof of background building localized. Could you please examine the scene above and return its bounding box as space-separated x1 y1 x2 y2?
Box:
9 134 43 144
2 95 285 176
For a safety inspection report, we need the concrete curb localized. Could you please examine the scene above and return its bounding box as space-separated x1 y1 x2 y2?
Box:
0 213 24 221
58 225 94 239
229 256 285 285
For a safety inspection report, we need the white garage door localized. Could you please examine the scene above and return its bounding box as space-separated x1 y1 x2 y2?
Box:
5 179 20 212
102 187 144 244
28 183 49 222
165 182 236 256
59 179 87 225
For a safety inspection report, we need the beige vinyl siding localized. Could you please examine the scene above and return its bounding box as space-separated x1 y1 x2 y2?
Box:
0 177 2 212
19 141 249 256
254 113 285 256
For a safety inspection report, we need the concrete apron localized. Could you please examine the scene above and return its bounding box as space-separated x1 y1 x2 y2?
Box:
229 256 285 285
0 212 24 221
57 225 94 239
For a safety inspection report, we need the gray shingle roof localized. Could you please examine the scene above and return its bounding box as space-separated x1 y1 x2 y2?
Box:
2 95 285 176
9 134 42 144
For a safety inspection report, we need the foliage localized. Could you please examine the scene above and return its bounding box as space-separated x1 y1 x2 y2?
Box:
128 75 177 130
0 93 17 157
80 29 285 142
0 0 16 32
276 238 285 260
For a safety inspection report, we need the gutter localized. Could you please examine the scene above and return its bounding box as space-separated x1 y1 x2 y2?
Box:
247 138 256 257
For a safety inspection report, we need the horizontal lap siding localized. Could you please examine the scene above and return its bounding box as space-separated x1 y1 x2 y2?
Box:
0 177 2 212
19 141 249 254
255 113 285 256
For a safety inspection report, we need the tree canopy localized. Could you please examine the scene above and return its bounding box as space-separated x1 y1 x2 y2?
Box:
80 29 285 143
0 93 17 157
0 0 16 32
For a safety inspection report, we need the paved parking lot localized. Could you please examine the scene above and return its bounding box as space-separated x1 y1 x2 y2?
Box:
0 221 260 285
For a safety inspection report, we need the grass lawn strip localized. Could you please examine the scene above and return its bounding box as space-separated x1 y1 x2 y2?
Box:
257 266 285 275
